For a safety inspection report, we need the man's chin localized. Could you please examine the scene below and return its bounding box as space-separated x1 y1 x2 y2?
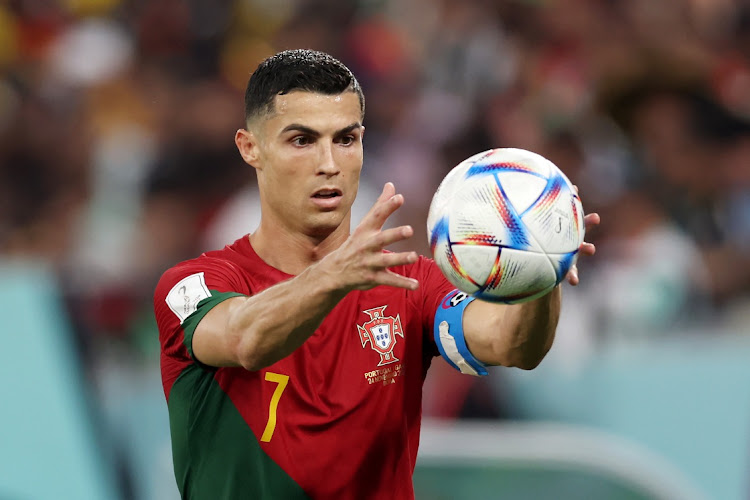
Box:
305 212 349 238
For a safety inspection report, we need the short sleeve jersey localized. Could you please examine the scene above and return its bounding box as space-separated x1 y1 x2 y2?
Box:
154 235 456 500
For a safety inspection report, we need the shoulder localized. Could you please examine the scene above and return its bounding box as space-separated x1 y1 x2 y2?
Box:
154 251 248 310
153 251 250 345
157 253 240 286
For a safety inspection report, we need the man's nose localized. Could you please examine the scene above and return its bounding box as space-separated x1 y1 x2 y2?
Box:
316 143 340 176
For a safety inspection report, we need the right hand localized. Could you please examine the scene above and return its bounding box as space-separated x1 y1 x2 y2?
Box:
319 182 419 292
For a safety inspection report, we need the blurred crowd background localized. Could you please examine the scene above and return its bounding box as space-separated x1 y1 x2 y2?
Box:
2 0 750 499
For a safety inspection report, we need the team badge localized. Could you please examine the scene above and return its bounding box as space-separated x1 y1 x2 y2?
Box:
358 305 404 366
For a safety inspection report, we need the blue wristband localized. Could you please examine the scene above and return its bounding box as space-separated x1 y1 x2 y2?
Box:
434 290 488 376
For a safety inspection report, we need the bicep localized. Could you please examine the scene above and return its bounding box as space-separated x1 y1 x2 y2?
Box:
192 296 248 368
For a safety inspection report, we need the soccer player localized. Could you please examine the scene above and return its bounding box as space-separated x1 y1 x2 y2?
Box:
154 49 599 499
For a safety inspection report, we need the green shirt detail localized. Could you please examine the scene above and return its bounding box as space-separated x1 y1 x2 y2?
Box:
168 364 310 500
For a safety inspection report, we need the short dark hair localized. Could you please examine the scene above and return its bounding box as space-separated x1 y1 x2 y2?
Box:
244 49 365 124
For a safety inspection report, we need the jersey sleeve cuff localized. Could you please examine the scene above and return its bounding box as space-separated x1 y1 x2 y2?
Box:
182 291 245 368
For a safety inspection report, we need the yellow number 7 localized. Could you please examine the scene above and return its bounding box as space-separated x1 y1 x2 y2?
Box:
261 372 289 442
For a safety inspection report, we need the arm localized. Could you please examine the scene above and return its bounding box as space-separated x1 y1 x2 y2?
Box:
192 183 419 371
462 212 600 370
462 286 561 370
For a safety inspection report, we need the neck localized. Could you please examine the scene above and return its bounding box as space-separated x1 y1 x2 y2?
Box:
249 218 350 275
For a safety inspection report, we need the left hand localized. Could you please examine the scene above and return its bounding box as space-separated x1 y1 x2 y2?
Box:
566 212 600 286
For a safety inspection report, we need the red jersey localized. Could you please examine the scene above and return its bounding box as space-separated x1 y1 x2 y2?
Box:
154 235 456 499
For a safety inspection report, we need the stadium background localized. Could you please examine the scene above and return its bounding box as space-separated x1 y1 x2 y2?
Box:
1 0 749 498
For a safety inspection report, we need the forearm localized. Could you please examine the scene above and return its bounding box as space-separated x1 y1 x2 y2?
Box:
465 286 561 369
504 286 561 368
227 262 348 370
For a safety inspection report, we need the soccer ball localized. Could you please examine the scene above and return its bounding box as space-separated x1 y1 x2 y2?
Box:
427 148 585 303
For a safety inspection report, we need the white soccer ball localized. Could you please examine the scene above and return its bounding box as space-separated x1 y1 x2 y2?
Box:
427 148 585 303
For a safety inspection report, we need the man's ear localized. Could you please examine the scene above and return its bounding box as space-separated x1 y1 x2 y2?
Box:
235 128 261 170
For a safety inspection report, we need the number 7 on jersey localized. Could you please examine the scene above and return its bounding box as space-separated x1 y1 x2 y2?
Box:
261 372 289 442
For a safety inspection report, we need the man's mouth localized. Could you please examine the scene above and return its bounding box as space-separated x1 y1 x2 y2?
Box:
313 189 342 199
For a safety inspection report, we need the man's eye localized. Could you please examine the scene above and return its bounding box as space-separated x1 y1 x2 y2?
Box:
292 136 311 146
339 135 355 146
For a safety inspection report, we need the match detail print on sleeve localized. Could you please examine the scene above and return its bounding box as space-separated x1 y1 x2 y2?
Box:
166 272 212 324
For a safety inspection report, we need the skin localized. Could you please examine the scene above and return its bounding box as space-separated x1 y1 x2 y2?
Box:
192 89 600 371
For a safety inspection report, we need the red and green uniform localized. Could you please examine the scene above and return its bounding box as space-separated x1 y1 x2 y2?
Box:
154 235 456 499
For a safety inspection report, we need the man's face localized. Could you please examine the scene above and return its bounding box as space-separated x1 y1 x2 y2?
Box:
249 90 364 238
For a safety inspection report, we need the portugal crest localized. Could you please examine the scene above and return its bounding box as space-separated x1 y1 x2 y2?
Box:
357 305 404 366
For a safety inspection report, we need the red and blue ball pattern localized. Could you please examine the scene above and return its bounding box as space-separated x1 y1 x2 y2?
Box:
427 148 585 303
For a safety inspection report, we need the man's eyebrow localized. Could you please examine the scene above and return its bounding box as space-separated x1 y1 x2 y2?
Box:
280 122 362 137
335 122 363 136
280 124 320 137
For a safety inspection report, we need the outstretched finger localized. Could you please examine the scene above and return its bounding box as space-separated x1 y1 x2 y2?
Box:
584 212 600 230
375 182 396 203
579 241 596 257
375 251 418 269
566 264 580 286
376 269 419 290
366 225 414 251
358 190 404 231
